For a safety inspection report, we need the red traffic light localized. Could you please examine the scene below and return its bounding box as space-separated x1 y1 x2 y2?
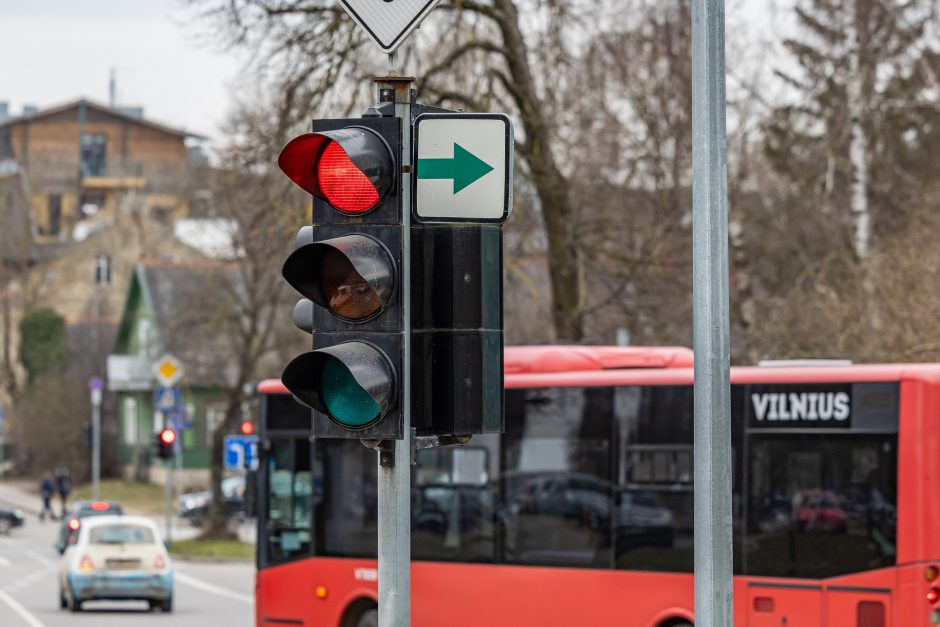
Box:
159 429 176 445
240 421 255 436
278 128 394 215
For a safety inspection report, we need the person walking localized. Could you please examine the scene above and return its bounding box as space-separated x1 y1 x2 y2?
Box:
39 472 55 521
54 466 72 519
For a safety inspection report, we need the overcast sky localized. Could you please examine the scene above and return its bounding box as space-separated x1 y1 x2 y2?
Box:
0 0 792 147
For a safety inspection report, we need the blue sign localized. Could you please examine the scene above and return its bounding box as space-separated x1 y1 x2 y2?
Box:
167 410 192 431
154 387 182 412
224 435 260 470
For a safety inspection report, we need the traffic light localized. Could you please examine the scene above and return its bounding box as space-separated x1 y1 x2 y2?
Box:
239 420 255 436
155 428 176 460
280 116 403 439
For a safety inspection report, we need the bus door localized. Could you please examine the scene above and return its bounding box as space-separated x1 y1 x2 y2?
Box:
742 383 898 627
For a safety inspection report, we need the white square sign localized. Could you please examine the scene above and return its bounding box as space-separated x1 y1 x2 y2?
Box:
414 113 513 223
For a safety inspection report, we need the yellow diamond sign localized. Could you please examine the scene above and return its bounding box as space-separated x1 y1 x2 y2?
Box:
153 354 184 387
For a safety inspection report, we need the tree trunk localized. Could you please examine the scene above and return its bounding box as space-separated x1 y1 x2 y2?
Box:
846 0 870 263
493 0 584 342
203 394 244 539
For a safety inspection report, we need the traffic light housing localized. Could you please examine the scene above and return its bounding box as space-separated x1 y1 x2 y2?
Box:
155 428 176 460
280 116 403 439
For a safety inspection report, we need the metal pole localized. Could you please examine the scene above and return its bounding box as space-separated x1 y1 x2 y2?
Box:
92 396 101 501
165 456 172 544
691 0 733 625
377 51 412 627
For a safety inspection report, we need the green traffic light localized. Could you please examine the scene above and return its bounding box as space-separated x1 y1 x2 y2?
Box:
320 357 380 427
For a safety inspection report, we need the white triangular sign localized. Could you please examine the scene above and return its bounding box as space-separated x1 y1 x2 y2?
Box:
339 0 440 53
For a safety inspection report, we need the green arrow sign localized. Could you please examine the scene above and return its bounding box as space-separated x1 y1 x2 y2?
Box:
417 143 494 193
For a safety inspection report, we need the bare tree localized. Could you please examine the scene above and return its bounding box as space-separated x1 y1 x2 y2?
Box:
163 102 307 537
189 0 591 340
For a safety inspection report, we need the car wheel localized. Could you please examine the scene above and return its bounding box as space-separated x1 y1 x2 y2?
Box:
68 595 82 612
161 596 173 613
0 517 10 535
355 608 377 627
59 588 67 609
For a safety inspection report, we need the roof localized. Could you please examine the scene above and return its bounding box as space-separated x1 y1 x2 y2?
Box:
0 98 206 140
257 345 940 393
137 262 237 388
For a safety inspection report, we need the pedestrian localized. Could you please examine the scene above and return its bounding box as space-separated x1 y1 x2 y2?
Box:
54 465 72 519
39 472 55 522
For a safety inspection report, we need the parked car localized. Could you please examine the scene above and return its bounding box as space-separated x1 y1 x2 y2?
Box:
55 500 123 554
0 505 25 534
179 475 245 525
59 515 173 612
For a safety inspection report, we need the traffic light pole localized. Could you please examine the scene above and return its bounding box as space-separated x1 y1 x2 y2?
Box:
691 0 733 625
376 53 412 627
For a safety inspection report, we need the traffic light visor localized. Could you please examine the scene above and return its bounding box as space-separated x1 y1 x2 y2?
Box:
278 128 394 214
282 235 395 322
282 342 394 430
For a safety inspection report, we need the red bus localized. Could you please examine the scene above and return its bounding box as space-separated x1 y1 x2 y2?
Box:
254 345 940 627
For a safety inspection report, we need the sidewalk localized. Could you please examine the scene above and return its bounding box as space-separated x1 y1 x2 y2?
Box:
0 478 203 541
0 478 41 515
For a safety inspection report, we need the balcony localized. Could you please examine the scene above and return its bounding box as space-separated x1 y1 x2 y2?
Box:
81 160 146 190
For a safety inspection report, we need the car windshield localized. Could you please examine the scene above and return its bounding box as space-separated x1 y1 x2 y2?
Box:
89 524 154 545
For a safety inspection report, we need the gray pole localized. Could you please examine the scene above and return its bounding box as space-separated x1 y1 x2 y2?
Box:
165 454 173 544
691 0 733 625
376 51 412 627
90 384 102 501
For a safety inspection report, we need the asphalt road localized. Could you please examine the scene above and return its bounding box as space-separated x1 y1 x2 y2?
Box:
0 513 255 627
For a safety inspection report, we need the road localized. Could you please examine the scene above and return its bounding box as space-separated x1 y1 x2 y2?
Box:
0 513 255 627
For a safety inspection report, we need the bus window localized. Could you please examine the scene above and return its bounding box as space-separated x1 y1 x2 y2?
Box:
501 387 614 569
265 438 312 564
413 438 499 563
319 440 378 557
614 386 695 572
745 434 897 578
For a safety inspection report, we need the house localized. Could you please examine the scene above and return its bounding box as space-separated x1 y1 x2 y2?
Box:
108 262 242 484
0 98 205 241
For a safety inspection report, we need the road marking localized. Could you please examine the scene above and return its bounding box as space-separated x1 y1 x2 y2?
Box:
175 571 253 604
0 589 47 627
23 550 54 569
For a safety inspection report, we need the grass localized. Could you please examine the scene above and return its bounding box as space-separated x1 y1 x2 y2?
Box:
72 479 169 515
169 538 254 560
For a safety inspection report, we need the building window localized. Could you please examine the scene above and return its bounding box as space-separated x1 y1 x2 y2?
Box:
206 403 227 446
123 397 138 445
94 255 112 285
80 133 107 177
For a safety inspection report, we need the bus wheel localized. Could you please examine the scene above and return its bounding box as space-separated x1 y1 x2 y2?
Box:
341 599 378 627
355 609 377 627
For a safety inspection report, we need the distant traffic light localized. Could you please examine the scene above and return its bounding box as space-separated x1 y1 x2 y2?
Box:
279 116 403 439
155 428 176 460
239 420 255 436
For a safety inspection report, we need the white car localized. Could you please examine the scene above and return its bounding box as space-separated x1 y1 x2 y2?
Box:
58 515 174 612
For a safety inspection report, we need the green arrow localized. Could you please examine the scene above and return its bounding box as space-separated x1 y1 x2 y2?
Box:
417 143 494 193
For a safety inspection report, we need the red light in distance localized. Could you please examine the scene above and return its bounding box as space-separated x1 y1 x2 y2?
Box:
90 502 109 511
160 429 176 445
68 518 80 531
928 587 940 604
240 421 255 436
